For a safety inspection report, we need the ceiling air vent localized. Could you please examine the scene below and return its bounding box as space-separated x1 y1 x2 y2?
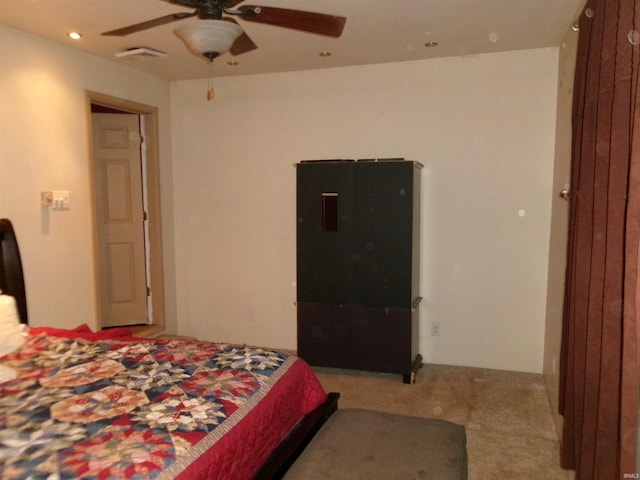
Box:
115 47 168 61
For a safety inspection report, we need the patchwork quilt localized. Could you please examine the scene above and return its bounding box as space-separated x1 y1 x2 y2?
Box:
0 328 326 479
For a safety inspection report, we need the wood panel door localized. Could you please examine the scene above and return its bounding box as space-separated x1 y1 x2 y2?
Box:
92 113 148 327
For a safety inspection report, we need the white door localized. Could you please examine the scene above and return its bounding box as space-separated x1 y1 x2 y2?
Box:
92 113 148 327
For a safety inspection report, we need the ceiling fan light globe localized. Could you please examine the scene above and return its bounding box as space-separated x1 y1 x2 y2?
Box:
174 20 243 59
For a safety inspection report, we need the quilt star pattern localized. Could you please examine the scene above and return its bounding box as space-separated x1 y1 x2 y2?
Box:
0 333 290 479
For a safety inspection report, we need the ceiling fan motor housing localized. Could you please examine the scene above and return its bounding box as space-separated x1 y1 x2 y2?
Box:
169 0 225 19
197 4 223 19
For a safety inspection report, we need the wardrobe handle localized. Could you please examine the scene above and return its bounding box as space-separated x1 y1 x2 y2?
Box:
411 297 423 312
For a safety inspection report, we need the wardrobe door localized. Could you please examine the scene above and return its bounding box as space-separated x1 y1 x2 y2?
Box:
296 162 355 305
352 162 415 308
296 303 352 369
350 305 413 373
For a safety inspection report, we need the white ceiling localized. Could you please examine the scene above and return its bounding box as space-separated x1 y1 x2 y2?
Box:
0 0 585 81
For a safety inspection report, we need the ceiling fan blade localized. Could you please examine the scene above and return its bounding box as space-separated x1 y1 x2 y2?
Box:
223 18 258 55
230 31 258 55
238 6 346 38
102 12 196 36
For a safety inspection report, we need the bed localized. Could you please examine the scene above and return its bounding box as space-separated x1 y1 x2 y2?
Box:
0 218 338 479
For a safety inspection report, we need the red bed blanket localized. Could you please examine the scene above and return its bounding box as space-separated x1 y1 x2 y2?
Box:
0 326 327 479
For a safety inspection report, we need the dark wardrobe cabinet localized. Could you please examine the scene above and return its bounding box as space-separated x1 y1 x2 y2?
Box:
296 159 422 383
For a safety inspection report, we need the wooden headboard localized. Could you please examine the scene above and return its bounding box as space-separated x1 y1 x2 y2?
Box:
0 219 28 324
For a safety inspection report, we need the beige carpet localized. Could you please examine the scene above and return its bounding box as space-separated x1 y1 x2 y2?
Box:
312 363 570 480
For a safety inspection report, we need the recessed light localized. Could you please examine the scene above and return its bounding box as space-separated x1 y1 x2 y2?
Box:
424 42 438 47
227 60 239 66
319 51 331 57
68 32 82 40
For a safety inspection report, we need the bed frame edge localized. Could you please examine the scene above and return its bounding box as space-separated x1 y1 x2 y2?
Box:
253 391 340 479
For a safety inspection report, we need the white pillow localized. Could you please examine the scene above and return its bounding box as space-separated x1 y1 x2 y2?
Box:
0 290 26 356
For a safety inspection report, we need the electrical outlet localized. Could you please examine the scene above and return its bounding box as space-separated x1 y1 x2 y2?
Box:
248 310 256 322
431 322 440 336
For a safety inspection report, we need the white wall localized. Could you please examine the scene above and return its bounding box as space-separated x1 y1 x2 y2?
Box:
0 22 561 373
171 48 559 373
0 24 177 332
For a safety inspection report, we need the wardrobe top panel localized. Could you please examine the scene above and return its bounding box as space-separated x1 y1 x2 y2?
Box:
298 158 423 168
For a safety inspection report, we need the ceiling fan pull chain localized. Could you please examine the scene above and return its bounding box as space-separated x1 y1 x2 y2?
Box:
207 60 215 100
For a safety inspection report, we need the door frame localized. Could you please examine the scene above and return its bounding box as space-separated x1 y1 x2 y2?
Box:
86 90 165 334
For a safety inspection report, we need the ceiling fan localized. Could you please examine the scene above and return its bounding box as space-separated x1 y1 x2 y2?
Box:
102 0 347 61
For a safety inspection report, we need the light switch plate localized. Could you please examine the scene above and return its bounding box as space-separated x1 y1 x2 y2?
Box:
52 191 70 210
